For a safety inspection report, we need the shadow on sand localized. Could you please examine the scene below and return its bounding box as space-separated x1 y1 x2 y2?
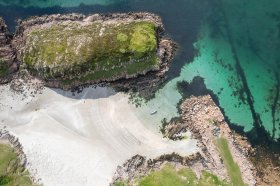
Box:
51 85 117 100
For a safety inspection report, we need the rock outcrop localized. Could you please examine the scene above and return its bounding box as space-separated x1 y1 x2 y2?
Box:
12 13 174 93
111 153 204 185
0 18 17 83
0 13 174 97
112 95 257 185
111 38 174 98
163 95 257 185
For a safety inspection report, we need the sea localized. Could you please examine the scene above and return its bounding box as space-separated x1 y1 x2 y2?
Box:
0 0 279 148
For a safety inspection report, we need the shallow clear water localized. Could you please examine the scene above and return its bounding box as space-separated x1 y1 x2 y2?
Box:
0 0 279 144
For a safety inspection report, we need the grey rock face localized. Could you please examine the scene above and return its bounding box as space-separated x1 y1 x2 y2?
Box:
0 17 17 82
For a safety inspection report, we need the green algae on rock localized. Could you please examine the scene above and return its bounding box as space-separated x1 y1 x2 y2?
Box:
23 22 157 80
15 13 173 89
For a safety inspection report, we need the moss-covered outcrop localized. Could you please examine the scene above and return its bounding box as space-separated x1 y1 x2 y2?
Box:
23 21 158 82
13 13 173 89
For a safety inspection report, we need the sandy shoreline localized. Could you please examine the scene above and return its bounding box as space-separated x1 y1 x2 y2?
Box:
0 83 197 186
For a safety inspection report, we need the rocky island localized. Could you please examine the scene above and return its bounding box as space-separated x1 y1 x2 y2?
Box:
0 13 174 93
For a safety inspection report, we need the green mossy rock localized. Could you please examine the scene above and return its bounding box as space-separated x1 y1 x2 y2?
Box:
19 14 164 86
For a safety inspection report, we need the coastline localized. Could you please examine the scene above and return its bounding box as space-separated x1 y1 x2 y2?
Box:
178 95 256 185
113 95 257 185
0 8 278 186
2 81 278 185
0 83 197 186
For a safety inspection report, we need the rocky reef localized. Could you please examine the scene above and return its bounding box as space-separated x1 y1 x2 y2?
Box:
0 13 174 95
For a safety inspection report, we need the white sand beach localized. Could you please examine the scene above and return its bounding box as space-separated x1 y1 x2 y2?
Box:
0 84 197 186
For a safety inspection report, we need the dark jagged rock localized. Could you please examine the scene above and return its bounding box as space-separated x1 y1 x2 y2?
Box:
0 17 18 83
111 153 203 185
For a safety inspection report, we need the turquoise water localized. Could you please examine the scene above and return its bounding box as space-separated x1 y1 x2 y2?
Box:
186 0 280 142
0 0 279 144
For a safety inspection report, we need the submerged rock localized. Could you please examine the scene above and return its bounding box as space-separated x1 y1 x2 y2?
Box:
11 13 174 90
